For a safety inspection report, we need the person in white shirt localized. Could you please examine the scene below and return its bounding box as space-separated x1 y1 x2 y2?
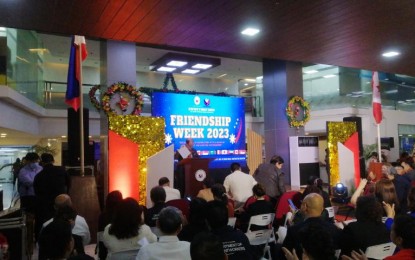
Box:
159 177 181 202
42 194 91 245
136 206 191 260
223 163 257 209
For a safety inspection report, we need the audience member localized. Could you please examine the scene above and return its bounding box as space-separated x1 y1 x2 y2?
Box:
178 197 209 242
190 232 227 260
384 186 415 231
97 190 123 260
306 176 331 208
401 157 415 181
375 178 401 215
206 200 253 260
339 196 390 257
290 188 331 225
196 176 214 202
253 155 286 207
211 183 234 217
34 153 71 240
385 214 415 259
38 219 74 260
43 194 91 246
282 193 340 259
137 206 191 260
103 198 157 257
282 222 336 260
384 163 411 212
223 162 257 209
145 186 167 227
159 177 181 202
241 183 274 231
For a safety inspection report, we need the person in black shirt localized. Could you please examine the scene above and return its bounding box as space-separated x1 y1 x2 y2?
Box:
145 186 167 227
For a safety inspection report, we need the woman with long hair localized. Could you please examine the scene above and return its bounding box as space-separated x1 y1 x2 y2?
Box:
102 198 157 257
211 183 234 217
375 179 401 215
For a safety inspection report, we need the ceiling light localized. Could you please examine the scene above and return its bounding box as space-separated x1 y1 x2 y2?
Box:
157 67 176 72
244 78 256 82
0 133 6 136
323 74 336 78
304 70 318 74
385 90 398 94
192 64 212 69
382 51 400 57
182 69 200 74
166 61 187 67
241 28 260 36
0 136 5 138
61 135 67 138
0 27 5 32
244 83 248 86
217 74 227 78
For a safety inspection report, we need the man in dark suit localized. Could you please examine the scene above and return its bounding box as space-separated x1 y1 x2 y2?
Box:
34 153 71 240
282 193 341 259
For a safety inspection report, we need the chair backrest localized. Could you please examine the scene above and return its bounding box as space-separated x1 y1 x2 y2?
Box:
165 199 190 220
228 217 237 228
243 195 270 210
109 249 139 260
365 242 396 260
275 191 302 221
245 229 274 246
247 213 275 231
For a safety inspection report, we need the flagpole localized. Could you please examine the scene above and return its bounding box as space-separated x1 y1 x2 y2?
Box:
78 43 85 177
377 124 381 162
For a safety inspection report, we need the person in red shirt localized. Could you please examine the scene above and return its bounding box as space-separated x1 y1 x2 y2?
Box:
385 214 415 260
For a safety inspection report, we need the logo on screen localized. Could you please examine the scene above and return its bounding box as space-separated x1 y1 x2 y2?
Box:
204 98 210 106
194 96 200 105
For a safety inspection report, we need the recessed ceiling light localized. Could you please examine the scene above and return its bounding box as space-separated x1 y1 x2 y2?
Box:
323 74 336 78
166 61 187 67
244 78 256 82
157 67 176 72
244 83 248 86
0 133 7 136
182 69 200 74
192 64 212 69
217 74 227 78
382 51 400 57
304 70 318 74
61 135 67 138
241 28 260 36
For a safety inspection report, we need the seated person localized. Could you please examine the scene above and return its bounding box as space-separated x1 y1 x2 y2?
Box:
340 196 390 257
206 200 254 260
43 194 90 246
240 183 274 231
282 193 341 259
178 197 209 242
385 214 415 260
223 162 257 209
282 222 336 260
137 206 191 260
38 219 74 260
197 177 215 202
211 183 234 218
103 198 157 257
145 186 167 227
190 232 227 260
159 177 181 202
306 176 331 208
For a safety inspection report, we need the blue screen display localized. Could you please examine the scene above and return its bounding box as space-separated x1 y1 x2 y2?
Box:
151 92 246 168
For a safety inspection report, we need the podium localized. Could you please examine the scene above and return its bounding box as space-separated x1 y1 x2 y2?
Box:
178 158 213 197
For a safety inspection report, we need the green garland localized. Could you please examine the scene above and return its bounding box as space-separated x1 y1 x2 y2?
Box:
102 82 144 116
286 96 310 128
88 85 101 111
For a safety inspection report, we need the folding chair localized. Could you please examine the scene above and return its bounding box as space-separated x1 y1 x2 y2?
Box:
228 217 237 228
246 213 276 259
365 242 396 260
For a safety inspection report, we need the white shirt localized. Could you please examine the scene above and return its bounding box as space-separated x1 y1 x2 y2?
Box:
163 186 181 202
43 215 90 245
102 223 157 257
136 235 191 260
223 170 257 203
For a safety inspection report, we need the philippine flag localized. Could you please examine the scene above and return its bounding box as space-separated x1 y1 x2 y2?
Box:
372 71 382 124
66 36 88 111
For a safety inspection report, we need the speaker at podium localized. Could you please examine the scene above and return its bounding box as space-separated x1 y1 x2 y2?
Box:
177 158 214 197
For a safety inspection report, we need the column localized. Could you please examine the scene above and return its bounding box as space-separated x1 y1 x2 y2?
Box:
262 59 303 184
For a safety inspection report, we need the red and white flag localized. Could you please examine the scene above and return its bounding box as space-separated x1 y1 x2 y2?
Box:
372 71 382 124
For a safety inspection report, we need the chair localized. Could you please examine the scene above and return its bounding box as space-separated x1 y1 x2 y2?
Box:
365 242 396 260
165 199 190 220
109 249 139 260
228 217 237 228
325 206 335 218
275 191 302 225
246 213 276 259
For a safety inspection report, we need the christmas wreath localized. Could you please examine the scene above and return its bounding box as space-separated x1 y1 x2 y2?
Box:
88 85 101 111
102 82 144 116
286 96 310 128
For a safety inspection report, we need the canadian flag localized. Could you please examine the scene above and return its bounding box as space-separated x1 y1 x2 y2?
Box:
372 71 382 124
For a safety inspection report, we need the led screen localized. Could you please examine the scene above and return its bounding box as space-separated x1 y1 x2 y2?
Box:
152 92 246 168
